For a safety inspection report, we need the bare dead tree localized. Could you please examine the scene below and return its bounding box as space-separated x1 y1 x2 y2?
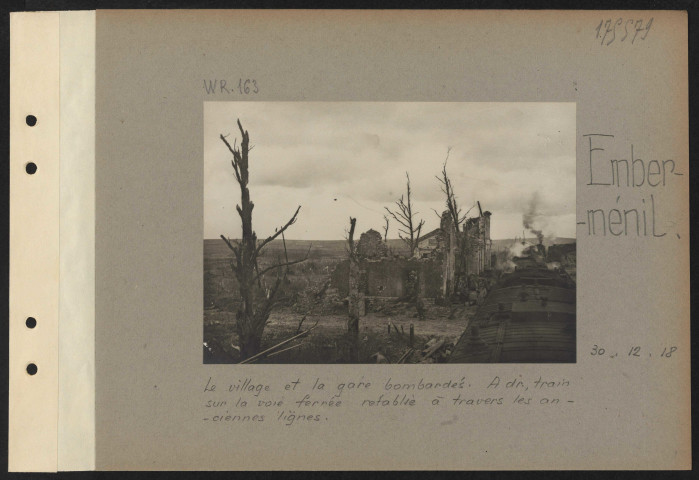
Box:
436 149 476 296
347 217 360 362
436 149 475 229
384 172 425 257
382 215 390 244
347 217 357 255
219 119 309 359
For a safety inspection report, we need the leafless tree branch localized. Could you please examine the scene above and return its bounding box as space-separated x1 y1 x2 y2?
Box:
255 205 302 258
253 244 312 283
384 172 424 257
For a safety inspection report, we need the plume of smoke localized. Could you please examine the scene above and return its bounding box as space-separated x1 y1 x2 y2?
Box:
522 192 546 244
508 240 526 258
497 240 526 273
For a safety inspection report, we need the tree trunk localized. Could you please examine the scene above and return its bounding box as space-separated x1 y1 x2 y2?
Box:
441 211 456 299
348 259 360 362
220 121 304 361
238 331 262 360
347 217 359 363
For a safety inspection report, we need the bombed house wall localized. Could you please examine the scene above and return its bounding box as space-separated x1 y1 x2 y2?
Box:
330 257 442 300
463 208 493 276
364 260 405 297
416 229 445 258
330 259 351 298
356 229 388 259
483 211 492 269
329 208 494 305
464 218 483 275
418 259 443 298
419 205 493 292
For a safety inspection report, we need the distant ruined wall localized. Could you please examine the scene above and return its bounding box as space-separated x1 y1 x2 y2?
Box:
484 212 492 269
464 211 493 276
356 229 388 259
330 258 442 300
330 259 350 298
364 261 405 297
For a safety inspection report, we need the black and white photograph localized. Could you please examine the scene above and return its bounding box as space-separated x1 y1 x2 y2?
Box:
8 8 690 472
203 102 576 364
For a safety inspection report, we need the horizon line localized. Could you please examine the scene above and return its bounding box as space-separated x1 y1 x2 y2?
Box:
203 236 577 242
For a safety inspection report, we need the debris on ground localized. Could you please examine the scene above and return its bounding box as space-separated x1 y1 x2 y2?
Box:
369 352 390 363
417 336 456 363
396 348 414 364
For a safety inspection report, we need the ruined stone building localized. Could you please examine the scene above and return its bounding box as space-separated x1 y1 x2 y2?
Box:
416 201 492 273
329 204 493 308
464 202 492 273
355 229 387 259
329 228 442 311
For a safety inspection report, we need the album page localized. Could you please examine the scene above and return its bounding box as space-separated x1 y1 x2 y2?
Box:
9 10 690 471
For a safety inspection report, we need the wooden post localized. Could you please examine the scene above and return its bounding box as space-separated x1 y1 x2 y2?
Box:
347 217 359 363
440 211 456 299
387 323 391 335
409 323 414 347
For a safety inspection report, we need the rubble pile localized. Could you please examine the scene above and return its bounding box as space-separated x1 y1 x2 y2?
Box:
416 336 456 363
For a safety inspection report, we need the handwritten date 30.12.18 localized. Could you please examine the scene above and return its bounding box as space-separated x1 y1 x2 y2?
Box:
590 344 677 359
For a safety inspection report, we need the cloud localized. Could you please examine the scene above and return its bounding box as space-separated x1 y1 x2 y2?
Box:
204 102 575 240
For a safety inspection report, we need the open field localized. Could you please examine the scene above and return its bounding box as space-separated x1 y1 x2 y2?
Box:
204 239 345 310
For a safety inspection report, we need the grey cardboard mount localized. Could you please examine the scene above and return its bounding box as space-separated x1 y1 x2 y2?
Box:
8 10 690 471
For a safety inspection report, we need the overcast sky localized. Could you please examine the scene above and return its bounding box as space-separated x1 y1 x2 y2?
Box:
204 102 575 241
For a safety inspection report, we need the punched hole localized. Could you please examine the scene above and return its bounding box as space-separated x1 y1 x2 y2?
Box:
26 115 37 126
25 317 36 329
26 363 38 375
25 163 37 175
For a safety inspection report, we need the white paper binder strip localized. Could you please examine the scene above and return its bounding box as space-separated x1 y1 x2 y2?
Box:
9 11 61 472
58 11 96 471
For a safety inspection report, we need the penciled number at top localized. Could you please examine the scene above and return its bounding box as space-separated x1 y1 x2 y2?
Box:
595 18 653 46
203 78 259 95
